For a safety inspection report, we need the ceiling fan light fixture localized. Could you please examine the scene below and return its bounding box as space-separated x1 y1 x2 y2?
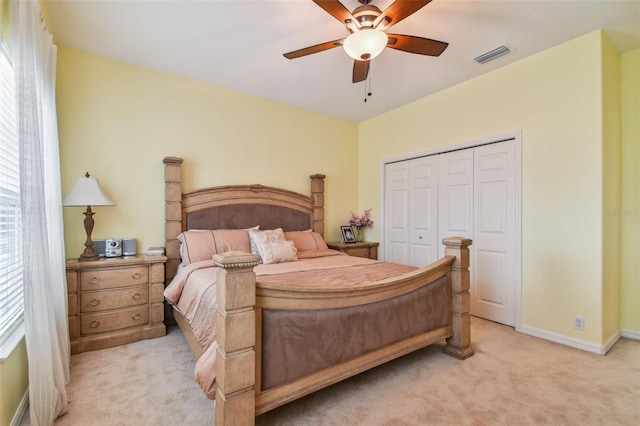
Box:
343 29 388 61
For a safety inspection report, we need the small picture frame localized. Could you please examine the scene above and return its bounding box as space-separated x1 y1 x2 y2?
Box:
341 226 356 244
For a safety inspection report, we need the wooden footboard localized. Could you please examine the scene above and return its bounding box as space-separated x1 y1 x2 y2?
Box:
213 238 473 425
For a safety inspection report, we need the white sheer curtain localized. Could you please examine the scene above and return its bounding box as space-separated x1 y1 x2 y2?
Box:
12 0 70 424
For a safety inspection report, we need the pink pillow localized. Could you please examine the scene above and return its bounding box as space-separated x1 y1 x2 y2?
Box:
284 231 328 252
178 228 256 265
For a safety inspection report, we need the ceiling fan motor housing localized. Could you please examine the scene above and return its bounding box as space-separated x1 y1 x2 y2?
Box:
352 5 382 28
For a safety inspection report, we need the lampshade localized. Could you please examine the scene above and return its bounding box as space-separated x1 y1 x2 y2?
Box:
343 29 388 61
63 174 115 207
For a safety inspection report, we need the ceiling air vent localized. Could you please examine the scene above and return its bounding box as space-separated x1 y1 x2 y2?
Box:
474 45 511 64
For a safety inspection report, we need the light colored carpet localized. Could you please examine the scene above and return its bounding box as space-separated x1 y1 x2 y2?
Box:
53 326 214 426
29 317 638 425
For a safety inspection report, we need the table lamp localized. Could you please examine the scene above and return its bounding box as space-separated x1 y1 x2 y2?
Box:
63 172 115 261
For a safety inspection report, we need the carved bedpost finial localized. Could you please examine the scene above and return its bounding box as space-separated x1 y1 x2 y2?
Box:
442 237 474 360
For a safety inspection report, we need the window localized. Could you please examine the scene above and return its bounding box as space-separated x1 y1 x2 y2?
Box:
0 38 22 348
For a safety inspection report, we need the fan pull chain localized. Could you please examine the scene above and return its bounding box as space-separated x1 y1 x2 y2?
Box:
364 69 373 103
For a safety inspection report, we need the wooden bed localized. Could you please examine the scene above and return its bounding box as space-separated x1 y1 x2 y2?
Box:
162 156 474 425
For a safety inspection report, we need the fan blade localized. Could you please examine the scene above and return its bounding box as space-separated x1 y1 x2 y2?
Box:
313 0 357 25
374 0 432 29
353 60 370 83
283 39 344 59
386 34 448 56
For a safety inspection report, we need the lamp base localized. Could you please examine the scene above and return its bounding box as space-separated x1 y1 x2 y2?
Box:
79 206 100 261
78 247 100 262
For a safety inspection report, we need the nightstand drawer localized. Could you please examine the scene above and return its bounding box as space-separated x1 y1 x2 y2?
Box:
80 285 149 313
326 241 379 260
80 306 149 335
347 248 370 258
80 266 148 291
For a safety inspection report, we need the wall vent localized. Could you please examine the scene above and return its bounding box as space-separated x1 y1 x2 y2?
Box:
474 45 511 64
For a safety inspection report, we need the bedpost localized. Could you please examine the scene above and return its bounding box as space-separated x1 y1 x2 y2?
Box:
164 157 183 324
213 251 261 426
310 174 326 236
442 237 475 360
163 156 183 283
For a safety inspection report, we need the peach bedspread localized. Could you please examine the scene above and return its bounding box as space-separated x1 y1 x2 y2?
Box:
163 251 417 398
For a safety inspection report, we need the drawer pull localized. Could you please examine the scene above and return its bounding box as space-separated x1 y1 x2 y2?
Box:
132 293 141 301
132 313 141 321
90 298 100 306
90 276 101 284
132 272 142 280
90 320 100 328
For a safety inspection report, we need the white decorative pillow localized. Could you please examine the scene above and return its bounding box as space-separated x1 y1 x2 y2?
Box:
248 228 285 259
260 240 298 265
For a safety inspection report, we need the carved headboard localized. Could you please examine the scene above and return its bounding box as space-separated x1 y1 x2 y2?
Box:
163 157 326 283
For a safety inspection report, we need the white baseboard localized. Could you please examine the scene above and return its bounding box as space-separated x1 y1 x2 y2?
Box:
603 330 622 354
519 325 618 355
10 389 28 426
621 328 640 340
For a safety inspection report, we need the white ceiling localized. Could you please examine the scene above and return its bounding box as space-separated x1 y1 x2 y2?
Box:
44 0 640 123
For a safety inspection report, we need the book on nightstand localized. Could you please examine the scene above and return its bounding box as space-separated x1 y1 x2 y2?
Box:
146 247 165 256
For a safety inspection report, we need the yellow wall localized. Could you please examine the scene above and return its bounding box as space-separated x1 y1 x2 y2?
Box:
601 34 622 343
0 0 7 42
56 47 360 257
0 0 5 31
359 31 610 345
0 340 28 426
620 49 640 333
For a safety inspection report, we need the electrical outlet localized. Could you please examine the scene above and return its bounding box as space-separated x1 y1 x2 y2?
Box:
574 316 585 331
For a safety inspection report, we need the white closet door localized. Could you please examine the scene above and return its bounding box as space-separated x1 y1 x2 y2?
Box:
438 149 474 259
384 161 410 264
384 138 519 327
409 157 439 267
472 141 516 326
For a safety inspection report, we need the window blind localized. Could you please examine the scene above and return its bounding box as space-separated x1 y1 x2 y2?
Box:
0 39 23 346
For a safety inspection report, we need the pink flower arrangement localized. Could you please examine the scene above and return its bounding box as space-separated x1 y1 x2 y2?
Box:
348 208 374 229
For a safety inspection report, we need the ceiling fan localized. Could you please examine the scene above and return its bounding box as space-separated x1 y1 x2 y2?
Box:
283 0 448 84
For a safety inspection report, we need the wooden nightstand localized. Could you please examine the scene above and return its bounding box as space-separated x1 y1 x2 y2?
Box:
326 241 379 260
66 255 167 354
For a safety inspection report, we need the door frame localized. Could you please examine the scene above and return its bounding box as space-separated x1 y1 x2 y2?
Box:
380 130 522 331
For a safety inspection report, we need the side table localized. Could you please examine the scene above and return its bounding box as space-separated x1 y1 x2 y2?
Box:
326 241 379 260
66 255 167 354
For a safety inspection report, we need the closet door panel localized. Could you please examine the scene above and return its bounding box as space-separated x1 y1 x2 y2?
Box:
410 157 438 267
384 162 410 264
438 150 474 258
473 141 516 326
